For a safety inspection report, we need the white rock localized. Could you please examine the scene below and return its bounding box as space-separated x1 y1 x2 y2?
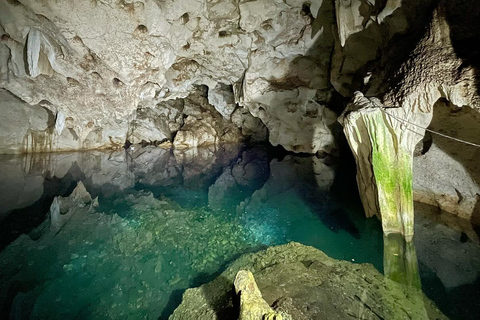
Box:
55 111 65 135
0 0 337 154
207 83 236 120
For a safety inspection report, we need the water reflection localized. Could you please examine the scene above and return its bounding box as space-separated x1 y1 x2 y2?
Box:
0 146 241 215
0 147 479 319
384 234 421 289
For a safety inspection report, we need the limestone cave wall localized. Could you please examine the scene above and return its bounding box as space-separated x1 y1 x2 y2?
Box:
0 0 340 154
2 0 480 224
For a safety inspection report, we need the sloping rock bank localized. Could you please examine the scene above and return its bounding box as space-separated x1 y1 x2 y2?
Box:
170 242 446 320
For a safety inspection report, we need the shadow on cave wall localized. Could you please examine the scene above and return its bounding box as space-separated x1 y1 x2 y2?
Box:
445 0 480 99
409 0 480 229
443 0 480 226
265 0 437 236
290 0 480 231
423 99 480 226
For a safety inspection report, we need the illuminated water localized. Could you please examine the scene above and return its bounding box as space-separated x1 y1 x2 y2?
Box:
0 145 479 319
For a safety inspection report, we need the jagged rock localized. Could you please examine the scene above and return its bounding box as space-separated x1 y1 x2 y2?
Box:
234 270 286 320
170 242 446 320
239 80 338 153
208 83 236 120
174 116 219 148
231 107 268 142
48 197 62 232
173 89 243 148
330 0 438 96
335 0 403 47
127 98 185 145
0 0 337 154
49 181 94 232
127 106 172 145
70 181 92 204
236 1 339 154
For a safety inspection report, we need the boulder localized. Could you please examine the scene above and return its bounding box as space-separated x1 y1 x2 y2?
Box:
170 242 446 320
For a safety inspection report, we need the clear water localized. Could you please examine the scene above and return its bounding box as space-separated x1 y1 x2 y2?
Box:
0 145 479 319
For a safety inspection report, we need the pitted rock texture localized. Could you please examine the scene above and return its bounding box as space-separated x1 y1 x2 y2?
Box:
170 242 447 320
0 0 338 154
338 0 480 227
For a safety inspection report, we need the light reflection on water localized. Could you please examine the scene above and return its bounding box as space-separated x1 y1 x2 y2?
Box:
0 145 479 319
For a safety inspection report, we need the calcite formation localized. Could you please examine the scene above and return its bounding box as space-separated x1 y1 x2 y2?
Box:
0 0 337 154
340 93 419 240
339 1 480 238
1 0 480 228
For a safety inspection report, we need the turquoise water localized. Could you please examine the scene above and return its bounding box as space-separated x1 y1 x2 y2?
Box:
0 145 479 319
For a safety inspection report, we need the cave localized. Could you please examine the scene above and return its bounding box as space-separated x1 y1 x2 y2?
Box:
1 0 480 319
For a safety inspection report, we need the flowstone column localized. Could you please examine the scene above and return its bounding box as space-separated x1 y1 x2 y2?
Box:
339 92 428 241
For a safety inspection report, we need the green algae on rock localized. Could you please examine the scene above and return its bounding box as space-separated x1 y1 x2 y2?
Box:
339 94 418 241
170 242 447 320
234 270 288 320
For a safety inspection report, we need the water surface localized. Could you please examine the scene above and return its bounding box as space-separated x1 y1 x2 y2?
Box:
0 145 479 319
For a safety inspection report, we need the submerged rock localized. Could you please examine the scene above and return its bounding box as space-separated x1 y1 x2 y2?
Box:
170 242 446 320
49 181 94 233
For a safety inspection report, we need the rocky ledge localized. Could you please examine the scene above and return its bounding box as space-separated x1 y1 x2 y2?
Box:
170 242 446 320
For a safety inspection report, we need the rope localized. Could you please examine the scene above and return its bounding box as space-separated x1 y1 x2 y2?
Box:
372 101 480 148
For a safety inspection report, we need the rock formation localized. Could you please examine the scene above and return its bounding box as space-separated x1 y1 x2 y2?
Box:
340 92 419 240
338 1 480 239
413 100 480 223
170 242 446 320
1 0 480 231
234 270 287 320
49 181 94 233
0 0 337 154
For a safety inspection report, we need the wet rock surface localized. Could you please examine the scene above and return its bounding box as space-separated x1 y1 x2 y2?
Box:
170 242 447 320
234 270 287 320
